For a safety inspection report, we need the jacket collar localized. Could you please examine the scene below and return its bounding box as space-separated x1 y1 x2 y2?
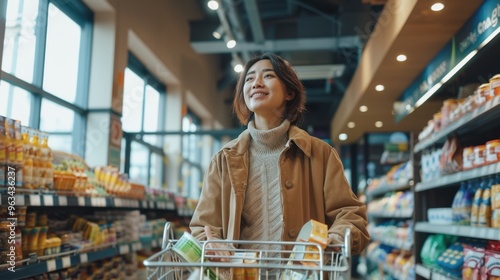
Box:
223 125 312 157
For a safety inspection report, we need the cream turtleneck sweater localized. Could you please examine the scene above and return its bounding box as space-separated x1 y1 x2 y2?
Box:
240 119 290 251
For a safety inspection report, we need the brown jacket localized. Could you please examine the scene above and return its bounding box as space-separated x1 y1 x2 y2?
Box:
189 125 370 255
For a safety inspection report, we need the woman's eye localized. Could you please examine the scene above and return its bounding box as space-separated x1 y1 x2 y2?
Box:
245 77 253 82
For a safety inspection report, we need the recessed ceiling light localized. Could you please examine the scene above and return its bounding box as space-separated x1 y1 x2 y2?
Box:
226 39 236 49
347 122 355 128
375 85 385 91
431 3 444 11
359 105 368 112
396 54 407 62
375 121 383 128
234 64 243 73
339 133 348 141
207 0 219 10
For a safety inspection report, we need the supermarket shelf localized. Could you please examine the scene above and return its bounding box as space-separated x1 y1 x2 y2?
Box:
366 181 412 199
415 264 461 280
415 222 500 240
371 235 413 250
414 95 500 153
368 255 411 280
0 238 162 280
415 162 500 192
368 209 413 219
0 193 176 210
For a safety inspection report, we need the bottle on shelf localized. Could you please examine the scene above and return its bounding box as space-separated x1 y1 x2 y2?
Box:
0 116 6 187
30 128 42 189
21 126 33 189
14 120 24 187
478 176 493 227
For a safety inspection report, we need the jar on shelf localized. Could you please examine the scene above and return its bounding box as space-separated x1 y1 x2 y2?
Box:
440 99 457 128
489 74 500 96
486 139 500 164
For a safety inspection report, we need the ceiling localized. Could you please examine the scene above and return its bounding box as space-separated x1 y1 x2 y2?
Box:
188 0 486 145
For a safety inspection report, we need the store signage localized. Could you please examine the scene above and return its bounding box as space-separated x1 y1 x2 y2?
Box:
395 0 500 122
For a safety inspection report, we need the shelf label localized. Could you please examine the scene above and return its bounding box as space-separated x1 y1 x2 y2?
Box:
46 259 56 272
59 196 67 206
78 197 85 206
62 256 71 268
115 199 122 207
15 195 25 205
43 195 54 206
30 195 41 206
119 244 130 254
91 197 98 207
416 264 431 278
80 253 88 264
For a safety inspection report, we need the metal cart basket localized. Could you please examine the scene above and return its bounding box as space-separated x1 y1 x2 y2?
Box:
144 223 351 280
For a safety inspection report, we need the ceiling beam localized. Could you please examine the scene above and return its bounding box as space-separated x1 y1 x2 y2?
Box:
191 36 360 54
243 0 265 43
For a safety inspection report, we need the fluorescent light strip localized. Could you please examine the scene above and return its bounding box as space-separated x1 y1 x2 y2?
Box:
440 50 478 84
415 82 442 108
479 26 500 49
414 26 500 109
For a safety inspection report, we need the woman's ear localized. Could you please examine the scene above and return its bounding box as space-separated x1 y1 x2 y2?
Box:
286 91 295 100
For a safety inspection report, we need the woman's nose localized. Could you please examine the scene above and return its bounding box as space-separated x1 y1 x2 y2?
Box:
252 77 263 88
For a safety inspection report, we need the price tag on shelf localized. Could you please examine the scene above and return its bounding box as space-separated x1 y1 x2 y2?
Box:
119 244 130 254
30 195 41 206
415 264 430 278
115 199 122 207
91 197 98 207
43 195 54 206
59 196 67 206
15 195 25 205
78 197 85 206
46 259 56 272
100 197 107 207
487 228 499 240
62 256 71 268
80 253 88 264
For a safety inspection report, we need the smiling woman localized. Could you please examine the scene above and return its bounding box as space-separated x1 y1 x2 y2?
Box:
190 53 370 263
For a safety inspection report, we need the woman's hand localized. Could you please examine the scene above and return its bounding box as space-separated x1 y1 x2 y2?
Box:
204 226 234 262
326 233 343 252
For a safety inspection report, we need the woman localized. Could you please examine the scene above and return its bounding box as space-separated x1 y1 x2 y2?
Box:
190 53 369 258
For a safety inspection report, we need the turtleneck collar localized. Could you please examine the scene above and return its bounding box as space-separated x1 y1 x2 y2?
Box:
248 119 290 154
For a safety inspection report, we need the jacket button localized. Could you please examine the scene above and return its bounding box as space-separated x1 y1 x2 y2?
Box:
285 181 293 189
288 229 297 238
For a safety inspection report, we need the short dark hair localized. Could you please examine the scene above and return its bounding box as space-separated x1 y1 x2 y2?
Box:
233 53 306 126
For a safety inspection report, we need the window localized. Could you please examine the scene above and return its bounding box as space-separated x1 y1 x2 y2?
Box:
121 52 166 189
180 112 203 198
1 0 93 155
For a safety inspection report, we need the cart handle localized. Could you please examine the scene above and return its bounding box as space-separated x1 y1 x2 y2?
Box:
161 222 175 249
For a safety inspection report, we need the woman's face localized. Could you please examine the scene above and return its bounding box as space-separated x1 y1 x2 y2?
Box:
243 59 292 121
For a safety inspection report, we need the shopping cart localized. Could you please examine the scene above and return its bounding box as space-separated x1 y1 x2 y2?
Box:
144 222 351 280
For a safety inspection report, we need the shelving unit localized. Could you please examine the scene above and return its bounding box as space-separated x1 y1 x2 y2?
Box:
0 238 162 280
410 15 500 277
0 193 176 210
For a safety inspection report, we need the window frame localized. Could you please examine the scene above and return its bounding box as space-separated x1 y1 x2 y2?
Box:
1 0 93 156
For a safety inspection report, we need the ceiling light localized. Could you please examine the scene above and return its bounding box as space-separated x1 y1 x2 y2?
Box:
396 54 407 62
431 3 444 12
375 84 385 91
339 133 348 141
359 105 368 112
212 25 224 39
207 0 219 10
375 121 383 128
234 64 243 73
347 122 355 128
